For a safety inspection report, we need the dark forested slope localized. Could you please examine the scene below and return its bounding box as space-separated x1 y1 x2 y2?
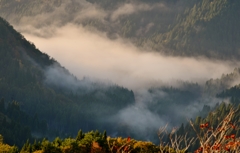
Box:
175 103 240 152
204 68 240 96
154 0 240 58
0 17 135 143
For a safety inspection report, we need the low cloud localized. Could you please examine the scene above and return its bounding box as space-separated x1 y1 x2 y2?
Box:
110 3 166 21
8 0 172 38
21 24 239 91
107 87 225 141
12 0 107 38
44 63 112 93
21 23 237 137
21 24 239 132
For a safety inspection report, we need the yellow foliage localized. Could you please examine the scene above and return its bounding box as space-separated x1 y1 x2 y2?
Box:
0 143 14 152
116 137 122 144
133 141 154 151
33 150 43 153
61 146 71 153
107 136 111 142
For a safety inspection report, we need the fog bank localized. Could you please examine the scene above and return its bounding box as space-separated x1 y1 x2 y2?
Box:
21 24 239 91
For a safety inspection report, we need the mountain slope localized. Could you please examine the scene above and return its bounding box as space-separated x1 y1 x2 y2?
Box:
0 17 135 141
1 0 239 59
204 68 240 96
217 84 240 104
177 103 240 152
151 0 240 58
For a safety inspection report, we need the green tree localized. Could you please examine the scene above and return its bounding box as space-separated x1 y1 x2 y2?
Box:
32 140 41 152
41 139 61 153
103 130 107 140
76 129 84 141
21 139 30 152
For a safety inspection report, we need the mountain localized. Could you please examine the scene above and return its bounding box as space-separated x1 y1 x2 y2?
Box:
0 16 215 146
0 0 182 38
176 102 240 152
1 0 239 59
153 0 240 59
1 0 240 149
0 17 135 144
217 83 240 104
204 68 240 96
0 99 40 147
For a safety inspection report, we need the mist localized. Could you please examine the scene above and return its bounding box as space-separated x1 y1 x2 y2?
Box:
21 24 239 91
18 23 239 138
6 0 180 40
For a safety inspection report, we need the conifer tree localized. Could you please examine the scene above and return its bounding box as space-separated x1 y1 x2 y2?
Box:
76 129 84 141
21 139 30 152
94 130 100 137
103 130 107 140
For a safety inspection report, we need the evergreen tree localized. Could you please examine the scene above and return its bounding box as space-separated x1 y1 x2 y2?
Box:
194 116 202 125
21 139 30 152
76 129 84 141
103 130 107 140
94 130 100 137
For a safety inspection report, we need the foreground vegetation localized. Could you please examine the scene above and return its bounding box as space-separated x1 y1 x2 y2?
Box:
0 104 239 153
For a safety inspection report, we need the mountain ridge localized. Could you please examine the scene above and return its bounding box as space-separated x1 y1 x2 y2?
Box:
1 0 239 59
0 16 135 143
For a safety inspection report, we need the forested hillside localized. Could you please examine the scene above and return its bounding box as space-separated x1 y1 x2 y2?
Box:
0 0 239 59
0 17 135 145
0 16 226 148
217 83 240 104
0 99 43 147
0 103 239 153
153 0 240 58
173 103 240 152
204 68 240 96
0 1 240 152
0 0 182 39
